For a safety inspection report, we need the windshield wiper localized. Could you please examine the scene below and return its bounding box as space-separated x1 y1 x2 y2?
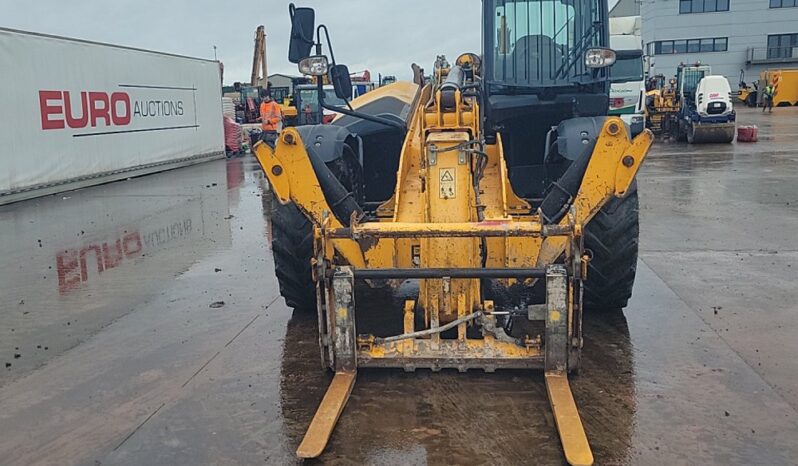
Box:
556 22 599 79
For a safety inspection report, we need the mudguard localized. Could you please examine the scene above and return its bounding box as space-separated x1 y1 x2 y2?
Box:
294 125 360 164
556 116 631 161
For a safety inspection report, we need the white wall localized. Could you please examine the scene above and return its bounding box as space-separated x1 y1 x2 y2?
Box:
0 28 224 203
641 0 798 87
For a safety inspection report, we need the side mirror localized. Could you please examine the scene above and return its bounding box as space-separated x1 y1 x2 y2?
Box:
288 4 315 64
330 64 353 100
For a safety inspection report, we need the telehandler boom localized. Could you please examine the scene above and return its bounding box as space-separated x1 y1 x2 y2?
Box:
254 3 653 464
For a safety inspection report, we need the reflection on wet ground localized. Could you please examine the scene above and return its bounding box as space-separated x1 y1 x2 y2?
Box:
1 161 235 380
0 107 797 465
639 107 798 414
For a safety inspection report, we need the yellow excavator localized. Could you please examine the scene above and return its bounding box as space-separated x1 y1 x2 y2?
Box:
254 3 652 465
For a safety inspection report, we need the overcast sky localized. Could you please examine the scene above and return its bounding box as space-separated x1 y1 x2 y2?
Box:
3 0 484 85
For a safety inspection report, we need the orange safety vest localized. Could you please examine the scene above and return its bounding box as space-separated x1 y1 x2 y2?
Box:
260 100 282 131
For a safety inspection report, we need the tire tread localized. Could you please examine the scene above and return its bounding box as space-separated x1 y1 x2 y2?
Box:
583 185 640 310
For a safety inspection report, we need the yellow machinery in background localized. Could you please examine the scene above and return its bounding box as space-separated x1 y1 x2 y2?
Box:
278 98 298 123
645 64 735 143
769 69 798 106
645 74 680 135
253 3 653 465
739 68 798 107
738 69 757 107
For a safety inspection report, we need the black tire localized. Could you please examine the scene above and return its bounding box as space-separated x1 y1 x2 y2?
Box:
686 124 696 144
269 146 363 312
583 183 640 311
271 200 316 311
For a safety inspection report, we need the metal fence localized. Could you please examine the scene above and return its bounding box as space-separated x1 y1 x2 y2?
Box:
747 46 798 63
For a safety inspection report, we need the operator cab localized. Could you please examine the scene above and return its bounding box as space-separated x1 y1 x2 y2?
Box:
676 64 710 107
483 0 612 124
482 0 615 199
294 84 348 125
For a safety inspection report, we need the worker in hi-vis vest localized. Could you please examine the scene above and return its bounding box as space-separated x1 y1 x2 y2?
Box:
763 84 775 113
259 89 283 147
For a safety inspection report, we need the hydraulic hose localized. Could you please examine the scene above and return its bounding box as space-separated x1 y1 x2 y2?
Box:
374 311 483 344
306 146 363 227
538 139 596 225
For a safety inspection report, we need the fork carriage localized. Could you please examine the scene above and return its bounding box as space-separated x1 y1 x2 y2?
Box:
256 110 651 465
258 6 651 462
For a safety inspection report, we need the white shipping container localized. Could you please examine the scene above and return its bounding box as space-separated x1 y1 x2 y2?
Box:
0 28 225 204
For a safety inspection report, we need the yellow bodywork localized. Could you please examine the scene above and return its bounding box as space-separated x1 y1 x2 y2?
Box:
765 69 798 106
255 79 651 373
738 86 754 105
257 87 651 284
254 73 652 465
645 79 680 134
279 102 297 119
334 81 420 120
738 69 798 107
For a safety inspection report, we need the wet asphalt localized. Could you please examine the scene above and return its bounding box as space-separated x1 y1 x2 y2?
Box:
1 107 798 465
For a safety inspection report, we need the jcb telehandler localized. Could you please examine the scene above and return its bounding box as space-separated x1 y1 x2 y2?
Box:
254 2 653 465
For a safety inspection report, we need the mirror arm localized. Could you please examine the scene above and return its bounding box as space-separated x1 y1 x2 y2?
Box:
316 24 336 64
318 84 405 131
310 19 401 131
322 101 406 131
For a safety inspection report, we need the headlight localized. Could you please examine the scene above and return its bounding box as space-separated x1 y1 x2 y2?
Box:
585 48 616 68
298 55 329 76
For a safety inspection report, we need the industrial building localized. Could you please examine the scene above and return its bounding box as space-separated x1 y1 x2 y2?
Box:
641 0 798 87
266 73 297 90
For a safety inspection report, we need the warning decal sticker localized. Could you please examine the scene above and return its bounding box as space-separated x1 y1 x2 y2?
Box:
439 167 456 198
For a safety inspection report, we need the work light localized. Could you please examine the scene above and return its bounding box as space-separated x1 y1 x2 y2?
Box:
585 48 617 68
298 55 329 76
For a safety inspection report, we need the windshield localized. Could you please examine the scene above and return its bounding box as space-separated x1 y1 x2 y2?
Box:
299 88 347 110
610 53 643 83
489 0 604 86
680 68 707 98
241 88 259 99
270 86 290 103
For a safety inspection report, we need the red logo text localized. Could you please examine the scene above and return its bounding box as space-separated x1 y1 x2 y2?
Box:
56 232 142 293
39 90 131 130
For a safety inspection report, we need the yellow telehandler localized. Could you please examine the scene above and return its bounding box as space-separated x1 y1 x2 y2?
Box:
254 3 653 464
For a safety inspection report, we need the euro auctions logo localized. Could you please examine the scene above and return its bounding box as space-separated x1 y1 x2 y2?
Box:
38 84 196 137
39 91 132 129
